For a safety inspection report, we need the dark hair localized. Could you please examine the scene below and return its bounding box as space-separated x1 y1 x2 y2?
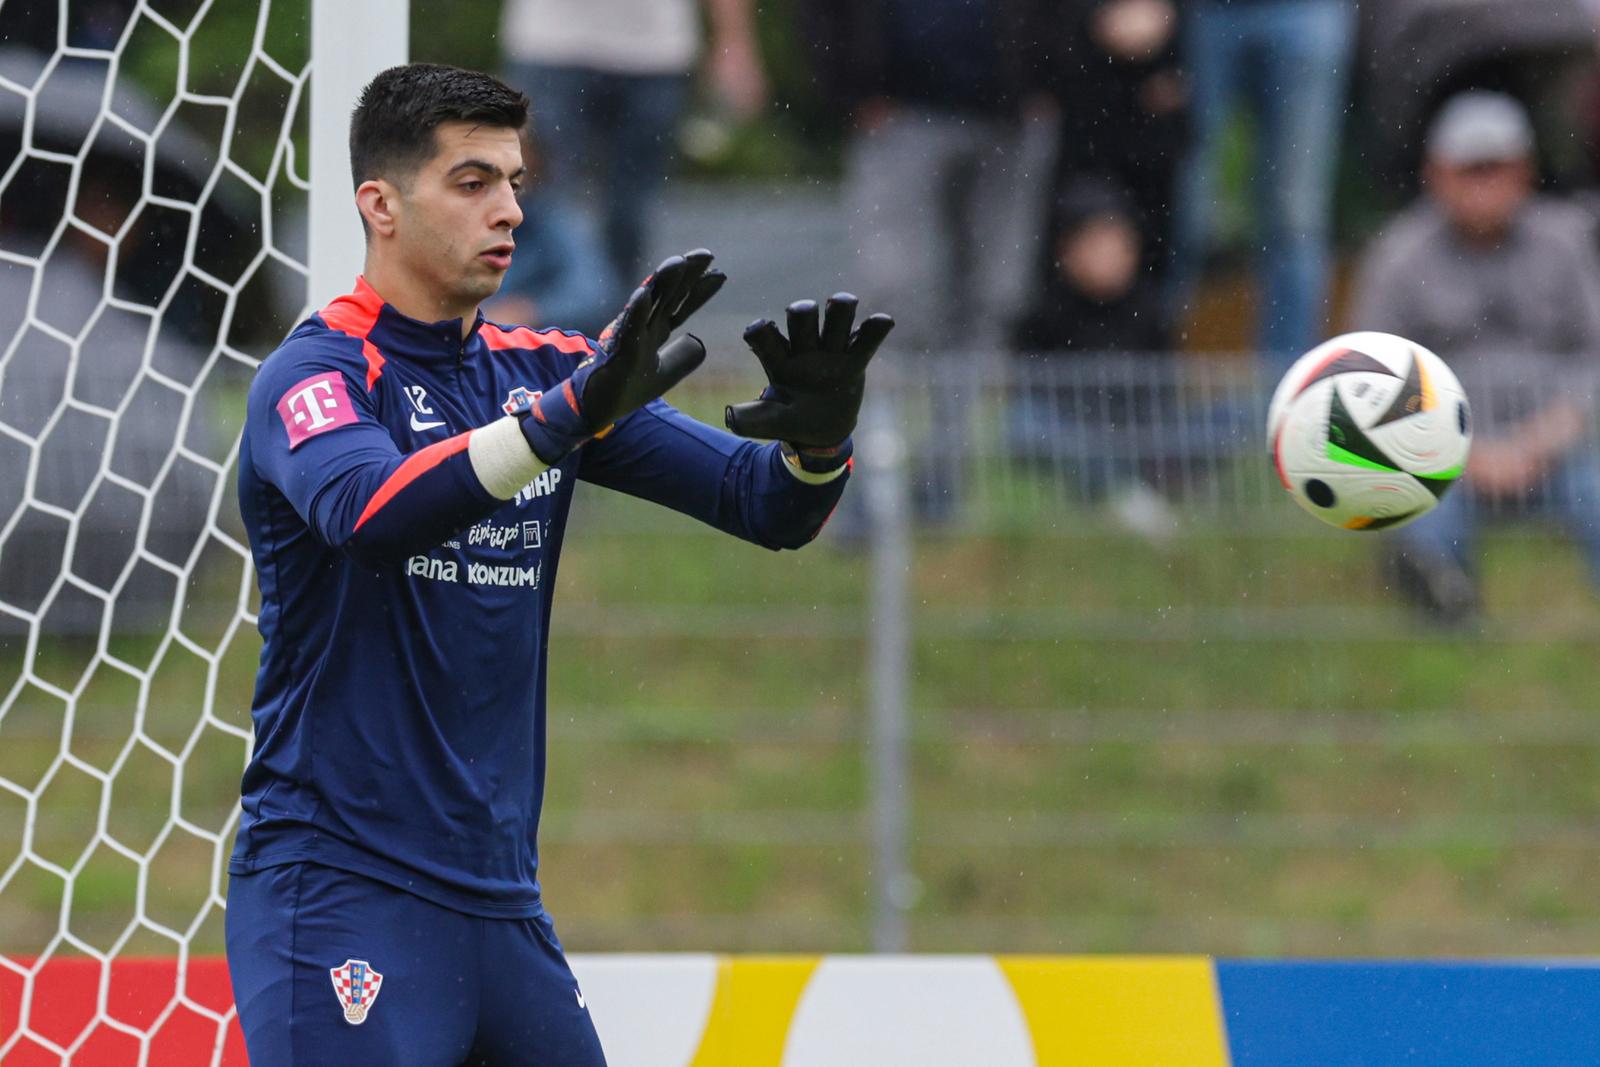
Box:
349 63 528 191
1049 175 1137 242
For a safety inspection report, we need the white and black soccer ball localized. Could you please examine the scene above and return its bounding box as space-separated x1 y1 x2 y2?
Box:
1267 332 1472 530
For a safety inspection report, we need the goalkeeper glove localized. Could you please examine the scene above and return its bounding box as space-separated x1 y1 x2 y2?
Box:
519 249 726 464
724 293 895 470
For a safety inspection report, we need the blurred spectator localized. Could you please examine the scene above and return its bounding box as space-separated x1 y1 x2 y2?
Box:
1171 0 1357 366
1013 178 1169 358
802 0 1052 350
499 0 767 287
1044 0 1186 274
1011 178 1236 542
1353 91 1600 623
801 0 1056 518
482 129 620 337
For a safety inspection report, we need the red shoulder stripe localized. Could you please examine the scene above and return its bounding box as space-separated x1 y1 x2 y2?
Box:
480 322 594 357
318 276 387 390
352 431 472 532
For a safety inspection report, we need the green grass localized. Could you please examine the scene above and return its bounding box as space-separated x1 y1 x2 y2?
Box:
536 498 1600 955
5 497 1600 960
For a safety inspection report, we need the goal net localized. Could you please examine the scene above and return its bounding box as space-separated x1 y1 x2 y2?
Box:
0 2 389 1061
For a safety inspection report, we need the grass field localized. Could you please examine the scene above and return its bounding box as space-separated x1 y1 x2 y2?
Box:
540 497 1600 956
3 484 1600 963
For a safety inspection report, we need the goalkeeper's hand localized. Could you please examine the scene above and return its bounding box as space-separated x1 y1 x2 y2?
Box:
724 294 895 468
519 249 726 464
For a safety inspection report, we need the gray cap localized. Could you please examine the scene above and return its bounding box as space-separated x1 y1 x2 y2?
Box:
1427 91 1535 166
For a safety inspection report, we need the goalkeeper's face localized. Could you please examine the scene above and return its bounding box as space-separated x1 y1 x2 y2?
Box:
386 122 526 312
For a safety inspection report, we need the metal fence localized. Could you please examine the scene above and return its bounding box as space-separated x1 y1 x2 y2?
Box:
612 348 1599 533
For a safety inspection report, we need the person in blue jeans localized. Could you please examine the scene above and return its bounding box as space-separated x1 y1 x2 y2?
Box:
1393 452 1600 623
483 129 620 337
1171 0 1358 369
499 0 767 287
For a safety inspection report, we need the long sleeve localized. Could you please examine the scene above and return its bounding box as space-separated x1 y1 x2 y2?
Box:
1556 217 1600 413
576 398 847 549
246 342 501 568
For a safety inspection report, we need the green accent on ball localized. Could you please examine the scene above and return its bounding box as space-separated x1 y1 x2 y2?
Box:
1326 440 1399 473
1413 463 1464 501
1327 388 1403 473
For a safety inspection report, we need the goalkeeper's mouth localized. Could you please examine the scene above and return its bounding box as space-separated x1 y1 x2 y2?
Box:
480 243 514 271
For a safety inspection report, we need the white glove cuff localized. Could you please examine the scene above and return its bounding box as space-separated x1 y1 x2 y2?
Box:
468 415 549 499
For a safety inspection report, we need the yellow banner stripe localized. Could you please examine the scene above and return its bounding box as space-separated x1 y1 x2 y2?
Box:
999 956 1231 1066
685 955 821 1067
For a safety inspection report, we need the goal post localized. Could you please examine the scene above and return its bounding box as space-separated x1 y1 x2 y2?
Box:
308 0 407 307
0 2 403 1062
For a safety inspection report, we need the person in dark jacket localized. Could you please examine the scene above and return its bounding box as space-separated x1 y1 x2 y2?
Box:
1043 0 1187 275
1011 178 1170 494
1014 178 1171 358
1011 177 1235 525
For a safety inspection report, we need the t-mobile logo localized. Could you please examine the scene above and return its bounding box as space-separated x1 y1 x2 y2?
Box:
290 380 338 427
277 371 358 449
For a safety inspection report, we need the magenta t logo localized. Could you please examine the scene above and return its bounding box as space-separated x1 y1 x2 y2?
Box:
277 371 358 449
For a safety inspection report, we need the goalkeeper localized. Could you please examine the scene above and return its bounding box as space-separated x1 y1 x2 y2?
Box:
224 63 892 1065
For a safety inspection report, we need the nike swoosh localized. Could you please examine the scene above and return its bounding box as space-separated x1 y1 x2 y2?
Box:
410 414 445 432
575 989 586 1009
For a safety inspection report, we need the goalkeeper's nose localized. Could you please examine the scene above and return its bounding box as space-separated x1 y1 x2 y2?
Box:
489 181 524 233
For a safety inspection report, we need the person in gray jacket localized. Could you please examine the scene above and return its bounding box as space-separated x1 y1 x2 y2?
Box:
1353 91 1600 622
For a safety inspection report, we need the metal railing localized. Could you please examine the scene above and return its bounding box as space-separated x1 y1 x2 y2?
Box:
621 347 1598 532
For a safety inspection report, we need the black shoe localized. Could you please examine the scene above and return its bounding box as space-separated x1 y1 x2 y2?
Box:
1383 549 1480 626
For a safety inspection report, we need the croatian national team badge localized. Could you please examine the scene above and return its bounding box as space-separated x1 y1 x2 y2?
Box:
330 958 384 1024
502 385 542 416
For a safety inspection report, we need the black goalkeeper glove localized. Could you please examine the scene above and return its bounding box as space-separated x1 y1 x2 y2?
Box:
724 293 895 468
519 249 726 464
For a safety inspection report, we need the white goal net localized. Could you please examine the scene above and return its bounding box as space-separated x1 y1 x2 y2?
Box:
0 2 393 1062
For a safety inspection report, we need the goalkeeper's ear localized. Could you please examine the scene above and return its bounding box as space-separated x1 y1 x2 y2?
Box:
355 178 400 240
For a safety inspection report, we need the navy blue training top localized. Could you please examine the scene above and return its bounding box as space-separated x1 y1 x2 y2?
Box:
229 277 848 917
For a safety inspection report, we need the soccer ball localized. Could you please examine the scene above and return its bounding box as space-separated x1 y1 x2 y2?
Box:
1267 332 1471 530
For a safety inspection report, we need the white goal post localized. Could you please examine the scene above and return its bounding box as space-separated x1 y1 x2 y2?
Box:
0 2 403 1063
308 0 406 306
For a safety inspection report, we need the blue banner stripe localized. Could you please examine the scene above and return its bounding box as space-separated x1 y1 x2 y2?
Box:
1216 961 1600 1066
